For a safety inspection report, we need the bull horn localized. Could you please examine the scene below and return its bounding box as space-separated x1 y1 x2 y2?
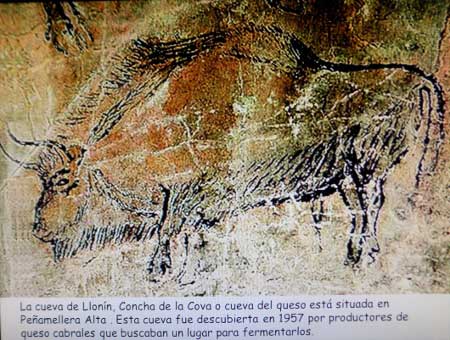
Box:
7 127 67 152
0 141 39 171
7 126 69 165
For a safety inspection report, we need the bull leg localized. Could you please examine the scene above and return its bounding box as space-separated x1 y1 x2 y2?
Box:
146 228 173 276
146 228 194 278
310 199 325 251
145 185 173 276
176 232 193 283
338 177 385 266
175 233 188 282
146 231 172 275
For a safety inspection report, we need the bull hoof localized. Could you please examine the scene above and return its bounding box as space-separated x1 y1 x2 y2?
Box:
344 236 380 267
146 254 172 275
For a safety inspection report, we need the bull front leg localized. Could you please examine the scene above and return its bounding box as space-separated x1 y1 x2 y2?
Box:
146 185 173 276
338 176 385 266
146 230 172 275
88 169 174 275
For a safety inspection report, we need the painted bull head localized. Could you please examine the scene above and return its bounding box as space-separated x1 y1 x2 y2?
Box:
0 129 86 241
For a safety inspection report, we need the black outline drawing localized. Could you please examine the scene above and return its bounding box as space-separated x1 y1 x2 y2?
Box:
0 23 445 277
42 0 93 55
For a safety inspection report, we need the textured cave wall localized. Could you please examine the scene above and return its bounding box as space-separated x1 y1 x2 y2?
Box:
0 0 449 296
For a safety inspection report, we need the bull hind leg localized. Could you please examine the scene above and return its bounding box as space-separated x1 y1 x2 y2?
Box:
310 199 326 252
337 111 408 266
338 177 385 266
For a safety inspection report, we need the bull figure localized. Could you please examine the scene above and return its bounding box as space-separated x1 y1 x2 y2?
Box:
0 24 445 276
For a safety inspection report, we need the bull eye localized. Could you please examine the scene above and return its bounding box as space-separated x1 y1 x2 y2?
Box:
56 178 69 186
